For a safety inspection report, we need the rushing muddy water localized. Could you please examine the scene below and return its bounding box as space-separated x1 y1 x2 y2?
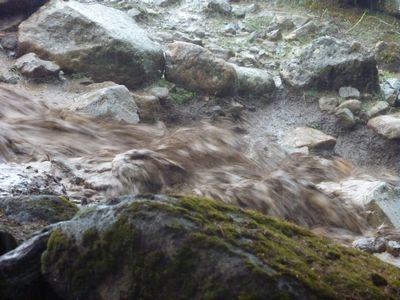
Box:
0 85 393 243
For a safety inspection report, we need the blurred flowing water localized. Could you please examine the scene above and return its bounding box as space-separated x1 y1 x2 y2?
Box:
0 86 374 240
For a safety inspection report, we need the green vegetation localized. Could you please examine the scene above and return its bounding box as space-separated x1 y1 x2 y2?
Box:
157 78 197 104
41 195 400 299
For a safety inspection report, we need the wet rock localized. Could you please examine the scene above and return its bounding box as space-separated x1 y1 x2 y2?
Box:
339 86 360 100
367 101 390 119
0 231 57 299
0 0 47 14
18 0 164 89
133 94 160 123
13 52 60 79
0 194 78 224
281 36 380 92
381 78 400 106
318 179 400 228
71 83 140 124
3 195 399 299
165 41 237 96
233 65 276 97
0 231 17 255
204 0 231 15
336 108 356 129
375 41 400 73
319 96 339 113
282 127 336 150
0 162 65 197
368 113 400 139
353 237 386 254
387 240 400 257
0 73 19 84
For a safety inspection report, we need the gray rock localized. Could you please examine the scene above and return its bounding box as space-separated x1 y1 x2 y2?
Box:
0 162 65 198
281 36 380 92
387 240 400 257
71 83 140 124
339 86 360 100
233 65 276 97
336 108 356 129
274 15 295 31
126 7 142 19
2 195 397 299
13 52 60 79
204 0 231 15
265 29 282 41
368 113 400 139
353 237 386 254
281 127 336 150
337 100 362 113
0 195 78 224
381 78 400 106
367 101 390 119
0 32 18 51
319 97 339 113
165 41 237 96
18 0 164 89
148 86 169 100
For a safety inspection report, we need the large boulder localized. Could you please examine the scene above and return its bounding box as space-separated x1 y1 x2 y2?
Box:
18 0 164 89
368 113 400 139
281 36 380 92
71 82 140 124
2 195 400 299
165 41 237 96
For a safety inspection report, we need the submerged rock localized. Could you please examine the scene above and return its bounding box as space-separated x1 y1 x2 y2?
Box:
2 195 400 299
165 41 237 96
339 86 360 100
71 82 140 124
18 0 164 88
319 96 339 113
281 36 379 92
318 179 400 228
368 113 400 139
366 101 390 119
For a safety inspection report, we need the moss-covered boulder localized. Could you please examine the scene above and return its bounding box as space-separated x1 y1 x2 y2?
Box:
38 195 400 299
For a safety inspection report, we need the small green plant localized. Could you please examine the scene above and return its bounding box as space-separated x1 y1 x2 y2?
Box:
170 86 197 104
309 122 322 130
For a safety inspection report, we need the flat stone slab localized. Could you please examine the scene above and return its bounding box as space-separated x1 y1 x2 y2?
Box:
281 127 336 149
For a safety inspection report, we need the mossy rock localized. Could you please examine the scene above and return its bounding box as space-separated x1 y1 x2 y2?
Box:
39 195 400 299
0 195 79 224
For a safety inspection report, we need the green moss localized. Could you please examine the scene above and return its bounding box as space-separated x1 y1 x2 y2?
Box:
41 196 400 299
